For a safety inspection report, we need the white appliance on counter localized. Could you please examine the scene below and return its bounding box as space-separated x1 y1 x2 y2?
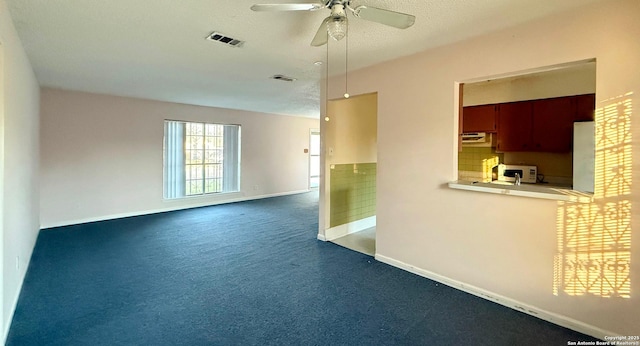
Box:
497 164 538 184
573 121 595 193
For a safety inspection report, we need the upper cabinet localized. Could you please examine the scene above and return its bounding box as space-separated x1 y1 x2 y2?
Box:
496 101 533 151
531 97 574 152
495 94 595 153
462 104 497 133
572 94 596 122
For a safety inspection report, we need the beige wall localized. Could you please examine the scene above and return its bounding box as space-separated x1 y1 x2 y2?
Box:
40 88 319 227
324 93 378 165
321 0 639 337
0 0 41 340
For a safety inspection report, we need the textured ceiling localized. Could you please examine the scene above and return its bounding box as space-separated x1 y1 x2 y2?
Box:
7 0 607 118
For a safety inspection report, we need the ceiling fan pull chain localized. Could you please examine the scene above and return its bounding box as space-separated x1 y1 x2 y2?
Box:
344 17 350 99
325 35 331 122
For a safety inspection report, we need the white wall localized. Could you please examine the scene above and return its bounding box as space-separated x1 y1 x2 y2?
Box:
0 0 41 341
40 88 319 227
321 0 639 338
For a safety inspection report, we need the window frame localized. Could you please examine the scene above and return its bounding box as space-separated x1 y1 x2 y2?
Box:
163 120 241 200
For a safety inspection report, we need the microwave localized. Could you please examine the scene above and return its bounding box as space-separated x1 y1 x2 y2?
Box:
497 164 537 183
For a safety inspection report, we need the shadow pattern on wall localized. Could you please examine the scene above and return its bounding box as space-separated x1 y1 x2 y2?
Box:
554 93 633 298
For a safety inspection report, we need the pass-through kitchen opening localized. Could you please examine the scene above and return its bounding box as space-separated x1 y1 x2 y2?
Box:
458 61 596 193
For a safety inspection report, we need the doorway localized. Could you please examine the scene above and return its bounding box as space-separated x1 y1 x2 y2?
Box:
322 93 377 256
309 129 320 189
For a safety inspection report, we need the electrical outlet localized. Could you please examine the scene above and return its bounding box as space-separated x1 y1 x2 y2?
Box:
15 256 20 270
253 185 259 191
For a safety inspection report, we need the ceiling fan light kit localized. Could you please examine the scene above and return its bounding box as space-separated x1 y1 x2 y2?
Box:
250 0 415 47
327 4 347 41
327 15 347 41
250 0 415 119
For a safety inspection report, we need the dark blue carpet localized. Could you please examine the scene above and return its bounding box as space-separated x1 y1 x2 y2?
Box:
7 192 596 345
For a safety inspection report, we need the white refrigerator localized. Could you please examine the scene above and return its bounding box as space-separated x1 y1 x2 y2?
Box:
573 121 595 193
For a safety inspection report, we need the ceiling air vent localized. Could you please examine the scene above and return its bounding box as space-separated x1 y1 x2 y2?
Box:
271 74 297 82
206 32 244 47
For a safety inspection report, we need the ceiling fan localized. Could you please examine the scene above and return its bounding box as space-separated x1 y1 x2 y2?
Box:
250 0 416 47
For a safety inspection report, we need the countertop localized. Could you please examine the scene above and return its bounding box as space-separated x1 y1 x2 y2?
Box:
448 180 593 202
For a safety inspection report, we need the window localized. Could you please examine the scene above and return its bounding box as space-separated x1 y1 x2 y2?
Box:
164 120 240 199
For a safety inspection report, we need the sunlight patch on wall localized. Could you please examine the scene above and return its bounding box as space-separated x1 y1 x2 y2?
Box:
554 93 632 298
482 156 500 181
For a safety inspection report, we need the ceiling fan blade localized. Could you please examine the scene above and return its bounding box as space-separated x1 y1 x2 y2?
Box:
311 17 330 47
352 6 416 29
251 3 325 11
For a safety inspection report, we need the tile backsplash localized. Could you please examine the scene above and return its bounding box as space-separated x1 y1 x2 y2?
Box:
503 151 572 184
458 147 503 182
330 163 376 228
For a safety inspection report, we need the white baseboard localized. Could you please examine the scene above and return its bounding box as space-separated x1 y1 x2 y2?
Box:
375 253 617 340
41 190 312 229
324 216 376 241
317 233 327 241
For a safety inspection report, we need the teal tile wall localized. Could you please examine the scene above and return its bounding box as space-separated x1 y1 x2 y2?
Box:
330 163 376 228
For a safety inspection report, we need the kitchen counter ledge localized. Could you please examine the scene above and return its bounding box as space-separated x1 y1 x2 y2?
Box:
448 180 594 203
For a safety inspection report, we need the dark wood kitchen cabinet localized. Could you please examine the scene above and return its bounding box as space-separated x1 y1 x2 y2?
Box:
496 93 595 152
462 104 497 133
532 97 573 152
496 101 533 151
572 94 596 122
